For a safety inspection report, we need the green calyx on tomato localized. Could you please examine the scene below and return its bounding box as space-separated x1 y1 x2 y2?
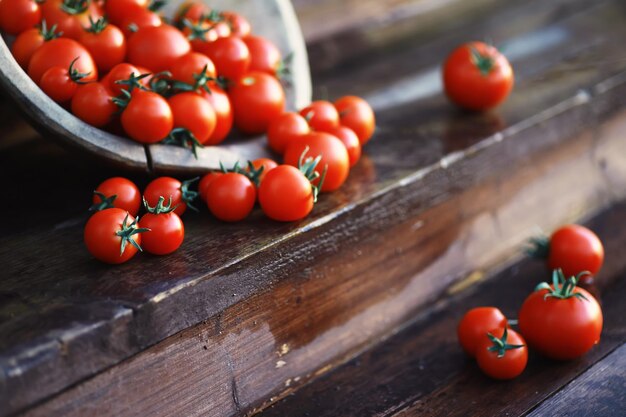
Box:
143 196 177 214
60 0 89 15
179 177 200 211
470 46 495 76
113 73 151 98
298 147 327 203
68 57 92 83
90 191 117 211
486 327 525 358
148 0 166 12
172 64 215 94
535 269 590 301
218 160 265 187
116 213 150 255
39 19 63 41
275 52 293 82
162 127 204 159
85 16 108 34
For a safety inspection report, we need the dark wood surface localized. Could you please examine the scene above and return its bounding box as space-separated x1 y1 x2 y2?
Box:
1 0 626 415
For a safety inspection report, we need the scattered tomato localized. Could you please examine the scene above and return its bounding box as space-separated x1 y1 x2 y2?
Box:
334 95 376 144
299 100 339 133
144 177 198 216
206 173 256 222
139 196 185 255
91 177 141 216
457 307 508 357
229 71 285 134
84 208 147 264
325 125 361 167
475 327 527 380
267 112 310 154
546 225 604 278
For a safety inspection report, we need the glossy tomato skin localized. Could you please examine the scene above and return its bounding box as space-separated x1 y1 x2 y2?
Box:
121 90 173 144
548 225 604 277
200 84 233 144
41 0 102 40
299 100 339 133
244 35 281 75
28 38 98 84
127 25 191 72
229 72 285 134
80 23 127 73
475 327 527 380
206 173 256 222
11 27 48 69
267 112 310 154
199 36 250 81
284 132 350 192
0 0 41 35
39 66 79 103
443 41 514 111
93 177 141 216
326 126 362 167
334 96 376 145
199 172 223 201
170 52 217 86
105 0 148 26
116 4 162 38
518 286 602 360
457 307 508 357
168 92 216 144
250 158 278 184
222 11 251 37
84 208 142 264
138 212 184 255
259 165 314 222
72 82 117 127
104 63 147 96
144 177 189 216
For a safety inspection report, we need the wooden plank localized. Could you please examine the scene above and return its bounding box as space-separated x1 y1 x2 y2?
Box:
256 208 626 417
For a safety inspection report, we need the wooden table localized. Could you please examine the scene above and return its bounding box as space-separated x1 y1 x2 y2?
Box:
1 0 625 416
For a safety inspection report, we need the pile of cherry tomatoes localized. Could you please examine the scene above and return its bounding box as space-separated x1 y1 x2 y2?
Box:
458 225 604 380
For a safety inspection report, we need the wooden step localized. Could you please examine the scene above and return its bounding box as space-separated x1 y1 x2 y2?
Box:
2 0 626 415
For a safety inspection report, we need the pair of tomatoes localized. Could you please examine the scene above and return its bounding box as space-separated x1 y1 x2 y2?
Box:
84 177 188 263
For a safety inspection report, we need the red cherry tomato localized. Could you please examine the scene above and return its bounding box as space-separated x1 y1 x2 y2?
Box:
84 208 145 264
229 72 285 134
198 36 250 81
284 132 350 192
11 22 60 69
40 66 79 103
175 1 209 24
198 171 223 201
475 327 527 380
250 158 278 184
170 52 217 86
334 96 376 145
518 270 603 360
144 177 198 216
104 63 149 96
79 19 126 73
200 84 233 145
0 0 41 35
168 92 216 145
206 173 256 222
267 112 310 154
259 165 315 222
71 82 117 127
244 35 281 75
139 197 185 255
104 0 148 26
222 11 251 37
457 307 508 357
116 3 162 38
40 0 102 40
299 100 339 133
326 126 361 167
91 177 141 216
28 38 98 84
547 225 604 277
127 25 191 72
443 41 514 111
120 90 173 144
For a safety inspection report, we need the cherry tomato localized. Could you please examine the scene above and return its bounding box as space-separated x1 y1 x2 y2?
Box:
144 177 198 216
84 208 146 264
28 38 98 84
103 63 149 96
11 21 60 69
259 165 315 222
91 177 141 216
457 307 508 357
518 270 603 360
198 171 223 201
170 52 217 87
40 66 78 103
326 126 361 167
250 158 278 184
198 36 250 81
0 0 41 36
547 225 604 277
206 173 256 222
116 3 162 38
334 96 376 145
105 0 148 27
267 112 310 154
244 35 281 75
200 83 233 145
41 0 102 40
182 15 230 48
127 25 191 72
229 72 285 134
139 197 185 255
175 1 209 24
71 82 117 127
222 11 251 37
120 90 173 144
79 18 126 73
168 92 216 144
299 100 339 133
443 41 514 111
284 132 350 192
475 327 527 380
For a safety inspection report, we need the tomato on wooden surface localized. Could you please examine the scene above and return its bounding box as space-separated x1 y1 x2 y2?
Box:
0 0 41 35
139 197 185 255
259 165 317 222
518 270 603 360
198 172 223 201
244 35 281 75
84 208 147 264
71 82 117 127
475 327 527 380
457 307 508 357
229 72 285 134
118 90 173 144
127 25 191 72
325 126 361 167
284 131 349 192
91 177 141 216
168 92 216 145
11 21 61 69
79 18 127 73
267 112 310 155
144 177 199 216
206 173 256 222
200 84 233 145
334 96 376 145
28 38 97 84
299 100 339 133
443 41 514 111
40 0 103 40
198 36 250 81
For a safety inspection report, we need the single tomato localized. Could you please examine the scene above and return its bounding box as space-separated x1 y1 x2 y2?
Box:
267 112 310 154
299 100 339 133
91 177 141 216
243 35 281 75
84 208 147 264
80 18 127 73
127 24 191 72
168 92 217 145
475 327 527 380
118 90 173 144
259 165 318 222
229 71 285 134
206 173 256 222
39 57 91 103
0 0 41 35
144 177 199 216
28 38 98 84
198 36 250 81
457 306 508 357
334 95 376 145
71 82 117 127
139 196 185 255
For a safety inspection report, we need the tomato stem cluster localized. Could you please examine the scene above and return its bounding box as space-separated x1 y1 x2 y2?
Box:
60 0 88 15
39 19 63 40
143 196 177 214
115 213 150 255
526 235 550 259
486 327 525 358
179 177 200 211
469 47 495 76
298 147 327 203
163 128 204 158
86 16 108 34
535 269 590 301
90 191 117 211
